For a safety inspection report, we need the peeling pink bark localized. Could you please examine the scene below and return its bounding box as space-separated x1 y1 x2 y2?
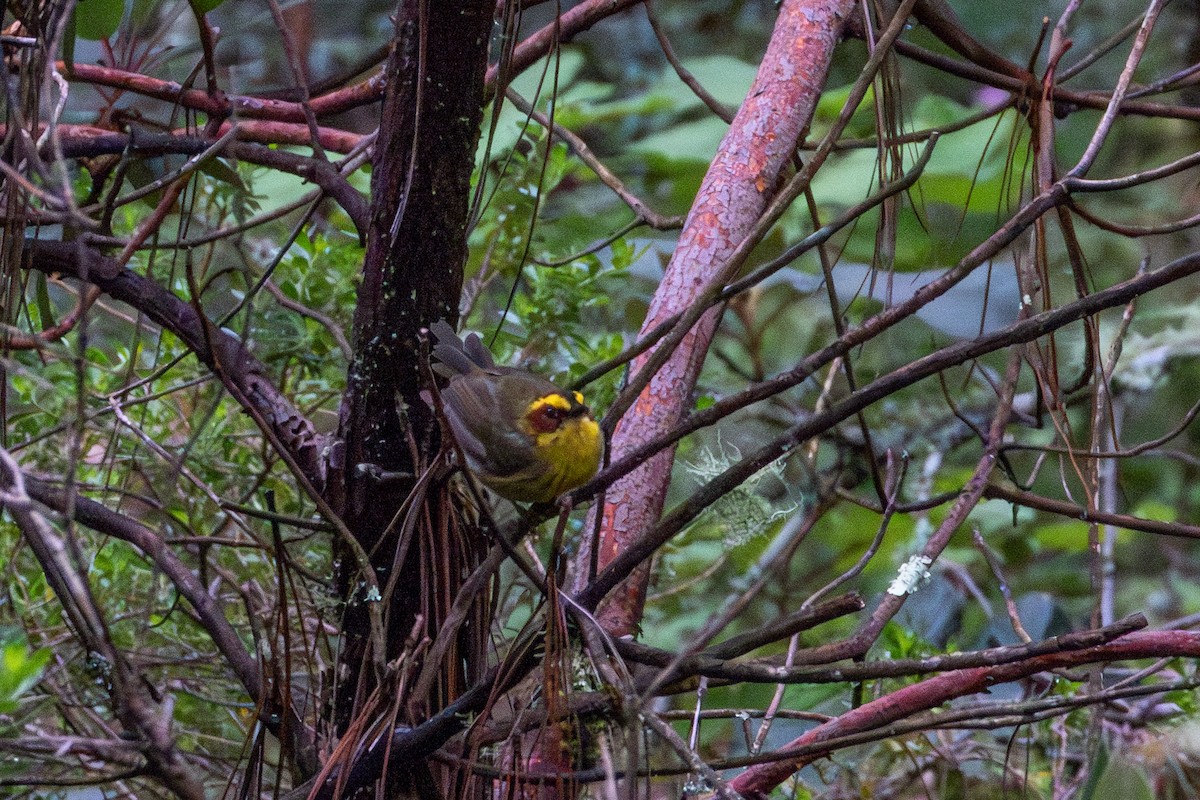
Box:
594 0 856 637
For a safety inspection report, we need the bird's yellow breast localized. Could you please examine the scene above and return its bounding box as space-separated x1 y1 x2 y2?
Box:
534 415 602 497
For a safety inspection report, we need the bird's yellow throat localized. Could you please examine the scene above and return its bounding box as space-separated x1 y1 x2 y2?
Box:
520 393 602 497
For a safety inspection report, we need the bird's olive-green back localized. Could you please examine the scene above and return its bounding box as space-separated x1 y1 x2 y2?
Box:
440 369 567 478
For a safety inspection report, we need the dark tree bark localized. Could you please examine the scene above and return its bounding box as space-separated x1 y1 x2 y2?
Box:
331 0 493 748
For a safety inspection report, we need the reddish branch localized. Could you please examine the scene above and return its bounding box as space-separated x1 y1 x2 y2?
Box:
61 61 387 123
210 119 364 153
586 0 857 639
728 629 1200 798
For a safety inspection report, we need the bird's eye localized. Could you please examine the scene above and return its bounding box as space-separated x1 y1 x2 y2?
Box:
527 403 567 433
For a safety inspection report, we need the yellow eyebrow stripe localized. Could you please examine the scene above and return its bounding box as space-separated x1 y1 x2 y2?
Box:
532 393 573 411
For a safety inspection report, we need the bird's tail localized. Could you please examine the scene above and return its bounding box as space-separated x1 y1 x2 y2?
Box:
429 319 497 376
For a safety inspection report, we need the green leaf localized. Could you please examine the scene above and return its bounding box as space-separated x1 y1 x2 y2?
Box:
814 83 877 136
33 272 53 332
0 635 50 714
655 55 756 111
73 0 126 40
1083 747 1153 800
248 165 311 216
197 157 247 193
507 47 586 104
1034 519 1090 551
630 116 730 164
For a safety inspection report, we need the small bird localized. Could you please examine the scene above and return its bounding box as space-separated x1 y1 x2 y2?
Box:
429 321 602 504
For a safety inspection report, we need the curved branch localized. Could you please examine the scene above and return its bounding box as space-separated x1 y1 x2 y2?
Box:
21 239 334 500
911 0 1031 83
